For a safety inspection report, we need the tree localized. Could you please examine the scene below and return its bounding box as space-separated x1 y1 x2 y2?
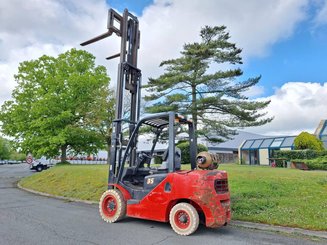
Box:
176 141 207 164
97 89 116 164
294 132 324 151
144 26 272 144
0 48 112 162
0 137 10 160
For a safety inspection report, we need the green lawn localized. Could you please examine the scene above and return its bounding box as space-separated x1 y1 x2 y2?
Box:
220 165 327 231
20 165 108 201
19 164 327 231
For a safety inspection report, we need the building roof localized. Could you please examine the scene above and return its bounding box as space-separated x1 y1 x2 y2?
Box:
240 136 296 150
205 131 268 152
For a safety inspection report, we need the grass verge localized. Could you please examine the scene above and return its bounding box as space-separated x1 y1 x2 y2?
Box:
19 164 327 231
19 165 108 201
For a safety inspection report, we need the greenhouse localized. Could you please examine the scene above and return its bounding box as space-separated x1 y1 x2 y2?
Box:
239 136 296 165
315 119 327 148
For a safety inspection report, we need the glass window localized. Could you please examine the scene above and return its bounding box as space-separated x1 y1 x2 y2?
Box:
250 139 263 149
242 140 254 149
321 135 327 141
270 138 284 148
260 138 273 148
281 137 295 147
321 125 327 135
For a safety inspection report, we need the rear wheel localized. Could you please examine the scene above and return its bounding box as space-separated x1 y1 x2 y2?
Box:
169 202 199 236
99 189 126 223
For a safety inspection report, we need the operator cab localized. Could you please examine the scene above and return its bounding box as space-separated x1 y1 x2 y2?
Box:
114 112 196 202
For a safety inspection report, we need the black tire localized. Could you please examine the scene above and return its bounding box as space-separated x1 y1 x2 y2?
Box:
169 202 199 236
99 189 126 223
36 165 43 172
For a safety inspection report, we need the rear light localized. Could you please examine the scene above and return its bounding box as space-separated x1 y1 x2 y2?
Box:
215 179 229 194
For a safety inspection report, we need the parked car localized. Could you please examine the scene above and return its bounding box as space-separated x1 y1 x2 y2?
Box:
7 160 23 164
0 160 23 165
29 157 54 172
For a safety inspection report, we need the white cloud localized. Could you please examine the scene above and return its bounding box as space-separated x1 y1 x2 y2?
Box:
139 0 309 80
0 0 108 58
246 82 327 136
313 0 327 26
0 0 110 105
243 85 265 98
0 43 73 105
0 0 325 138
0 0 312 98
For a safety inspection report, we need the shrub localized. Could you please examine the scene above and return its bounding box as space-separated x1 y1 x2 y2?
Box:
274 149 327 170
176 142 208 164
273 149 327 160
154 155 163 165
274 159 285 168
294 132 324 151
240 157 246 165
10 152 26 161
56 161 71 165
304 157 327 170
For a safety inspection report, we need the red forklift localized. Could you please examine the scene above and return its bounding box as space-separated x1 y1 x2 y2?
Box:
81 8 231 236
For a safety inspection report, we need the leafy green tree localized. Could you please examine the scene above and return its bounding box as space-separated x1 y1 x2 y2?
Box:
0 137 10 160
176 141 208 164
9 151 26 161
97 89 116 163
144 26 272 144
0 49 112 162
294 132 324 151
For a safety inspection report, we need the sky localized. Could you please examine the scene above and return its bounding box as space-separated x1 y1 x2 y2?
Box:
1 0 327 137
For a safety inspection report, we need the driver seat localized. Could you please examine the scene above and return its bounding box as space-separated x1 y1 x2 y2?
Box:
160 147 181 170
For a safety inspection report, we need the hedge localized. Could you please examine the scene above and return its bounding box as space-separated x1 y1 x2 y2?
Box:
304 157 327 170
273 149 327 170
273 149 327 160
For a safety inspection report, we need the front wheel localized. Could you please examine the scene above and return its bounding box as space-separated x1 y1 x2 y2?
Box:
169 202 199 236
99 189 126 223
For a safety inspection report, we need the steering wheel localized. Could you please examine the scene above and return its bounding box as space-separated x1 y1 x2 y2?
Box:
138 151 152 167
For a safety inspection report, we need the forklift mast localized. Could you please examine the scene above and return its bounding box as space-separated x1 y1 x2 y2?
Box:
81 9 141 184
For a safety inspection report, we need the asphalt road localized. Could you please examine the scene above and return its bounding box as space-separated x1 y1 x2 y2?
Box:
0 164 325 245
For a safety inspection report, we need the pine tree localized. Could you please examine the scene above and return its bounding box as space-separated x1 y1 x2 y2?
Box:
144 26 272 143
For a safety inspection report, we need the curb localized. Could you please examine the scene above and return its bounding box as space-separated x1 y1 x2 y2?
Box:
230 220 327 240
17 184 327 240
17 183 98 205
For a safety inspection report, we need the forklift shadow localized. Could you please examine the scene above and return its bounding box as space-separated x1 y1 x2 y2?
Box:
119 217 233 236
196 224 232 236
119 217 170 230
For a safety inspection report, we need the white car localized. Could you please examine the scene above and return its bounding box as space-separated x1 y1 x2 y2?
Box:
29 157 54 172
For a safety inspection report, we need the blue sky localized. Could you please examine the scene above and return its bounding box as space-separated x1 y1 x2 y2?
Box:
108 0 327 97
244 17 327 96
1 0 327 135
108 0 153 16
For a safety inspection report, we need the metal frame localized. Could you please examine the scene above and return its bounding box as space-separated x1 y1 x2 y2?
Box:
81 8 141 185
81 9 197 190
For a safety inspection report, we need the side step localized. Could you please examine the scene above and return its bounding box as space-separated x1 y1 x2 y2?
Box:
127 199 140 205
